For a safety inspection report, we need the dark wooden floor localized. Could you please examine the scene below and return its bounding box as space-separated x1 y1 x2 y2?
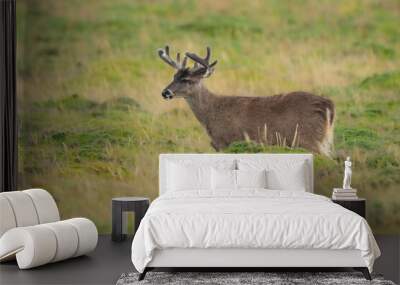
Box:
0 235 399 285
0 235 133 285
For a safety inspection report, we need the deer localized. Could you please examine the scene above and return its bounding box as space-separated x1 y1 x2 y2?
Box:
158 45 335 157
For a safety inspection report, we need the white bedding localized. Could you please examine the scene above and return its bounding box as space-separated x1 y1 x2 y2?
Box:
131 190 380 273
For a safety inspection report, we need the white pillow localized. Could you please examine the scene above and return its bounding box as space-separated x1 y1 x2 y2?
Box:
165 159 236 193
211 168 236 190
211 169 268 190
236 169 267 189
266 164 306 191
167 162 211 191
238 159 308 191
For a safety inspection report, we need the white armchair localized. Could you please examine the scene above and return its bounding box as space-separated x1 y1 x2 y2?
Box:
0 189 98 269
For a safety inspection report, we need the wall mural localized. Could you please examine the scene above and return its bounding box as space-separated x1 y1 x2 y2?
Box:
158 45 335 155
17 0 400 234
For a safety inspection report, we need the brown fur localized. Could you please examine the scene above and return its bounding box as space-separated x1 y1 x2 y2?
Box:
183 85 335 155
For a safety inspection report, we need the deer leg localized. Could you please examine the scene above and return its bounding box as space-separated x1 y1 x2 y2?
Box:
210 141 220 151
354 267 372 280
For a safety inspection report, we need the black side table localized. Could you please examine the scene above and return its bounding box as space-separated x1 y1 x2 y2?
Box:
332 198 366 218
112 197 149 242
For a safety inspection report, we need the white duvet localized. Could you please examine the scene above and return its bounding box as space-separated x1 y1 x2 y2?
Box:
131 190 380 273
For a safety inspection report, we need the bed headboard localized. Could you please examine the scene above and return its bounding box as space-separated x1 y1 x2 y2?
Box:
159 153 314 195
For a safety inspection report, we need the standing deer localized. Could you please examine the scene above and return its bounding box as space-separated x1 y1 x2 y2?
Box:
158 46 335 156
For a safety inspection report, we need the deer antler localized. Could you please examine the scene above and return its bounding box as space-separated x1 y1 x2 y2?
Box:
185 47 218 77
158 45 187 70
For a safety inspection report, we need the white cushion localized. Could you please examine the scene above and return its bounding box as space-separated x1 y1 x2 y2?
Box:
212 168 236 190
237 169 267 189
64 218 98 257
0 196 17 237
0 218 97 269
23 189 60 223
42 221 79 262
267 162 307 191
164 158 236 193
238 159 308 191
0 189 60 237
0 226 57 269
0 192 39 227
167 162 211 191
211 169 268 191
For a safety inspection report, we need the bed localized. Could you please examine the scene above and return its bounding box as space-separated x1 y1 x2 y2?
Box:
131 154 380 280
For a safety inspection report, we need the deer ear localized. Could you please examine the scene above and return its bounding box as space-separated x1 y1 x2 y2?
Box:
209 60 218 68
201 61 217 77
203 68 214 78
189 67 211 78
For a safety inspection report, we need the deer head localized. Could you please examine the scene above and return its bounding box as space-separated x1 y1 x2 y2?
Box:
158 45 218 100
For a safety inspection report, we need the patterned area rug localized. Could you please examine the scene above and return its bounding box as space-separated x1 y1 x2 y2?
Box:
116 272 396 285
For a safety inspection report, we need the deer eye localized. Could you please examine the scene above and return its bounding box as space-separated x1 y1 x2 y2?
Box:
181 79 193 84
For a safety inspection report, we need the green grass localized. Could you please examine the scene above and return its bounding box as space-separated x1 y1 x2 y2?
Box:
335 127 381 150
17 0 400 234
360 70 400 90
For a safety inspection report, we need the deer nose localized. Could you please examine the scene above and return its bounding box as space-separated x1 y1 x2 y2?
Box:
162 89 173 100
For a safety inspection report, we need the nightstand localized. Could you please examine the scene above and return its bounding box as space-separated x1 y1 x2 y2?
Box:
332 198 366 218
112 197 150 242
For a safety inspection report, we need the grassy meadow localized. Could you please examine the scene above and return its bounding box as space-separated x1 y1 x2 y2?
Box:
17 0 400 233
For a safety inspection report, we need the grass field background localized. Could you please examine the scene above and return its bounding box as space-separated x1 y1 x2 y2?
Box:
17 0 399 233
